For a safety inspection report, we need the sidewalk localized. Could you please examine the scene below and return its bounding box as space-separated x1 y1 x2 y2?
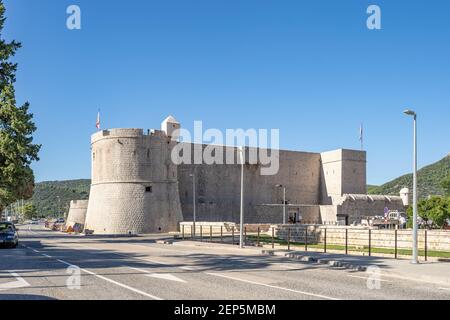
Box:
172 240 450 287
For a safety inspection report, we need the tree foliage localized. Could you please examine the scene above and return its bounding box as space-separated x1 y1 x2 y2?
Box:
19 202 37 220
407 196 450 229
32 180 90 217
442 174 450 196
368 155 450 199
0 1 40 212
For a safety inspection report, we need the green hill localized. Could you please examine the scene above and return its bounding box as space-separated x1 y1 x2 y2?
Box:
31 179 91 217
368 154 450 198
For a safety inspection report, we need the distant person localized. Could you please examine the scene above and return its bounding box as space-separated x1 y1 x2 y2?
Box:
399 216 407 229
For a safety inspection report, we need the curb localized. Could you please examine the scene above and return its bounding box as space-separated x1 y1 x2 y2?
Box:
156 240 174 245
262 250 367 272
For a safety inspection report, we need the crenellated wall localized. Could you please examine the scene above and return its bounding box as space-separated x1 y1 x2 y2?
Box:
85 128 183 235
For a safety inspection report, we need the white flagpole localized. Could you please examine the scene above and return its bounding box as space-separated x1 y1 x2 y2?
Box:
96 109 101 131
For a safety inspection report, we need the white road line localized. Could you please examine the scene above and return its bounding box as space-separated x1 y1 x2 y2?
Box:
347 275 392 283
180 266 199 271
127 266 154 274
42 254 52 258
0 272 31 291
24 246 163 300
38 242 186 271
126 267 186 283
206 272 339 300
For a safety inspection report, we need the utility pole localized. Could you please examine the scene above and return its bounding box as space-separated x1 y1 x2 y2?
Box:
404 109 419 264
276 184 287 224
190 173 196 238
239 146 245 249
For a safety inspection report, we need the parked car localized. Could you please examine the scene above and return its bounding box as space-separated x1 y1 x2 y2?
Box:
0 221 19 248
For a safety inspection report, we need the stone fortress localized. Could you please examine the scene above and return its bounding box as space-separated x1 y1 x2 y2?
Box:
66 200 89 232
78 116 407 235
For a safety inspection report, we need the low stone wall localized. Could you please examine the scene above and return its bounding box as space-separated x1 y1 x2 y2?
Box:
274 225 322 244
274 225 450 252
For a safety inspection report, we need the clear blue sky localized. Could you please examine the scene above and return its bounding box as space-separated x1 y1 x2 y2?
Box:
3 0 450 185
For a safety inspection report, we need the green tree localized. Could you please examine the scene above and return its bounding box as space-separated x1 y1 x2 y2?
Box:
407 196 450 229
442 175 450 196
0 1 40 212
21 203 37 220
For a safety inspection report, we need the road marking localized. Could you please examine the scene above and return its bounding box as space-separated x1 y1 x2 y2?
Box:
127 266 187 283
439 287 450 292
147 273 186 283
0 272 31 291
206 272 339 300
42 254 52 258
53 258 164 300
347 275 392 283
24 246 163 300
180 266 199 271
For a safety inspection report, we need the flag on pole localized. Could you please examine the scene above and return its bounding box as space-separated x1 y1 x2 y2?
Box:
359 123 364 150
96 110 101 130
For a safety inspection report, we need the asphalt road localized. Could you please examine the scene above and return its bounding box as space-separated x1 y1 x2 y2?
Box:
1 224 449 300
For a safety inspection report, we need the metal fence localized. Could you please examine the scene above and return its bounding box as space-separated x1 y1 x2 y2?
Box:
180 224 450 261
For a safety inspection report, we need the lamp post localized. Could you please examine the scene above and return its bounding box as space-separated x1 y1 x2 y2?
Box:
275 184 287 224
239 146 245 249
404 109 419 264
190 173 196 239
56 196 61 219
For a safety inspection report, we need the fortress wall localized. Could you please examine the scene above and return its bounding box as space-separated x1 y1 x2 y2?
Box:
86 182 181 234
338 195 405 225
320 149 367 204
319 205 340 225
341 150 367 195
178 144 322 224
66 200 89 227
85 129 182 235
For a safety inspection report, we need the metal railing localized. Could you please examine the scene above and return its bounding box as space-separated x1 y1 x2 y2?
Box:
180 224 450 261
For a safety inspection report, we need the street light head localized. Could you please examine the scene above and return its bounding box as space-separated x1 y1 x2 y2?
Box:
275 184 283 188
403 109 416 117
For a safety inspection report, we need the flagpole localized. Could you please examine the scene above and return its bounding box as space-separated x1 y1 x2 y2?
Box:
360 123 364 151
96 109 101 131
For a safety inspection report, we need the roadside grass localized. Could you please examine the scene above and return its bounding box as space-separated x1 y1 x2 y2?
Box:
247 235 450 259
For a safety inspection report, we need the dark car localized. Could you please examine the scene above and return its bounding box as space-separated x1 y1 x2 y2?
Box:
0 222 19 248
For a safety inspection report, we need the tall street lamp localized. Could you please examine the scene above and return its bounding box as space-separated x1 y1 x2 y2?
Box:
275 184 287 224
56 196 61 219
404 109 419 264
239 146 245 249
189 173 196 239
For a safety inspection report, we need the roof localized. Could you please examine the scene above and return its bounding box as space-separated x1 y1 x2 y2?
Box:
343 194 403 202
162 115 179 124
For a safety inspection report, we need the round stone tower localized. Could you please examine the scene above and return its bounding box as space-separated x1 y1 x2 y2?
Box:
66 200 89 227
84 127 183 235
